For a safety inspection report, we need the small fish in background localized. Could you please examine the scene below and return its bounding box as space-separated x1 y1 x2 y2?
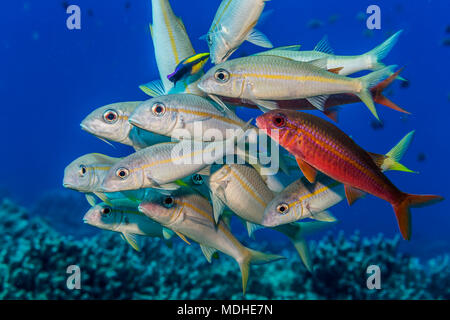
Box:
125 1 131 10
307 19 323 29
87 9 94 17
262 131 417 227
167 53 210 85
417 152 427 162
204 0 273 64
80 102 171 150
328 14 340 24
371 119 384 130
61 1 69 10
400 79 410 89
256 110 443 240
355 11 366 22
441 38 450 47
84 200 173 251
139 189 284 294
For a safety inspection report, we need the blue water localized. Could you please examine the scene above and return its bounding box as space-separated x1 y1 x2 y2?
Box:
1 0 449 260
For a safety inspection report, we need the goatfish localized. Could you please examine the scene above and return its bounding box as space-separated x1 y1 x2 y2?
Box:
140 0 203 97
83 200 172 251
256 110 444 240
129 93 247 141
197 55 396 120
256 30 403 76
80 102 171 151
138 189 284 294
63 153 159 206
98 125 249 193
220 68 409 122
167 53 210 84
205 0 273 64
207 163 337 271
262 131 417 227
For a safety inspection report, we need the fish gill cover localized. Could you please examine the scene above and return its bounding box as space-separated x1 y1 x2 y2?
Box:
1 0 449 299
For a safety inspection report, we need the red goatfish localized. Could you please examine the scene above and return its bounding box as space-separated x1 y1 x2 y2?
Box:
256 110 443 240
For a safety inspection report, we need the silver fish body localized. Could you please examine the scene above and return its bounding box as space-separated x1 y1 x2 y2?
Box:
80 102 171 150
130 94 246 141
263 175 345 227
207 0 271 64
150 0 203 95
139 189 283 293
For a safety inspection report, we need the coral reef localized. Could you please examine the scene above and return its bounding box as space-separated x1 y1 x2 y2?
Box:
0 198 448 300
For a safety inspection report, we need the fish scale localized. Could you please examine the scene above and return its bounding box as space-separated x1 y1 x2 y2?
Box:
257 110 443 240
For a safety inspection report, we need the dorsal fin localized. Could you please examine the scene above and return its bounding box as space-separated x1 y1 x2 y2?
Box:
314 36 334 54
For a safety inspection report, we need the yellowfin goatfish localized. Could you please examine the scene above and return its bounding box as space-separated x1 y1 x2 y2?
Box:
129 93 247 141
80 102 171 150
140 0 203 97
262 131 417 227
98 125 249 193
207 163 337 271
205 0 273 64
167 53 210 84
197 55 396 120
84 200 172 251
256 30 403 76
138 189 284 294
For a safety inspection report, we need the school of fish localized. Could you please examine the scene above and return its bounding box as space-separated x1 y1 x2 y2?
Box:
63 0 444 294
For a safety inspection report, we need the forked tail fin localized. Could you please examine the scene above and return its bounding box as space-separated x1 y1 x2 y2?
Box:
371 68 410 114
393 194 444 240
239 249 284 294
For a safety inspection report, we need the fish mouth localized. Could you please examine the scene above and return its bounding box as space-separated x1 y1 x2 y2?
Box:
80 122 92 133
128 117 144 130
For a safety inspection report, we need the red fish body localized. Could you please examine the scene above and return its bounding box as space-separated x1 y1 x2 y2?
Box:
256 110 443 240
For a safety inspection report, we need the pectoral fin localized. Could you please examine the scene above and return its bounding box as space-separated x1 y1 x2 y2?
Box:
162 228 173 240
246 29 273 48
311 210 337 222
296 158 317 183
344 185 366 205
174 231 191 245
306 95 329 111
210 190 226 224
85 194 97 206
251 99 279 112
246 222 263 238
121 232 140 252
200 244 218 263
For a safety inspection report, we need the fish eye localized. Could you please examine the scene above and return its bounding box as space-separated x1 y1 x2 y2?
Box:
79 165 87 177
115 167 130 180
214 69 230 83
276 203 289 215
152 102 166 116
162 196 174 208
101 206 112 216
273 114 286 128
191 174 204 185
103 109 119 124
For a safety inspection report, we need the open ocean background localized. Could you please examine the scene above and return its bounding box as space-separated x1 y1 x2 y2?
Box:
0 0 449 299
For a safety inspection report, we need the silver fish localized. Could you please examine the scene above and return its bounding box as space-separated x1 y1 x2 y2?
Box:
207 163 337 271
139 189 283 294
205 0 273 64
256 30 403 76
129 93 247 141
99 126 248 193
198 55 396 120
140 0 203 97
80 102 171 150
84 200 171 251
